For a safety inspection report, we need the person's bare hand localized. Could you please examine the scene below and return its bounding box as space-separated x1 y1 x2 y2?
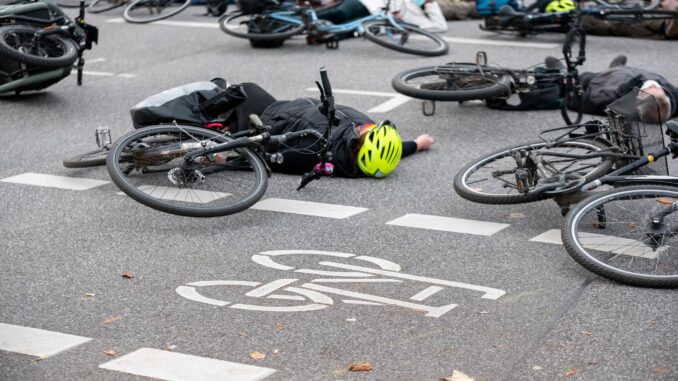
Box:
415 134 434 151
661 0 678 10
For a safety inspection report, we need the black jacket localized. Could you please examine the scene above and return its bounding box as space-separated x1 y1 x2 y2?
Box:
260 98 373 177
574 66 678 118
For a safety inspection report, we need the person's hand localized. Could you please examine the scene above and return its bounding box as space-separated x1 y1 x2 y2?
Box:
661 0 678 10
414 134 434 151
392 10 403 19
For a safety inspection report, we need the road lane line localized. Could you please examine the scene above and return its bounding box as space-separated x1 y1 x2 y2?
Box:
386 213 510 236
251 198 368 219
368 94 411 113
106 17 219 28
530 229 661 259
410 286 444 301
99 348 276 381
0 173 109 191
442 36 558 49
0 323 91 357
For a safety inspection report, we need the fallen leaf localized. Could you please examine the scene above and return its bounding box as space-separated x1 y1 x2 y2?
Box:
506 212 527 220
349 362 373 372
239 332 248 337
35 356 49 362
440 370 475 381
103 350 118 357
249 351 265 360
580 331 592 336
273 349 279 355
84 293 96 299
477 310 489 315
102 316 123 324
345 318 357 322
532 365 543 371
565 369 581 377
275 323 286 331
492 344 504 348
653 368 669 374
121 272 135 279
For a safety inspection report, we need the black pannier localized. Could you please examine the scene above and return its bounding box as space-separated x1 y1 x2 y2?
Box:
130 78 247 128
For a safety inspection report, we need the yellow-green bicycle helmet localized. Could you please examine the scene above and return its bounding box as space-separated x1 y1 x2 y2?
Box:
357 121 402 178
545 0 575 12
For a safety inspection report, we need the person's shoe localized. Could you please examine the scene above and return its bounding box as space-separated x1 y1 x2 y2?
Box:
545 56 565 70
609 55 627 68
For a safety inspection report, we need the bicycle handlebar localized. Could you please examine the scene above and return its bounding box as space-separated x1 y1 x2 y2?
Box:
563 27 586 68
320 67 333 99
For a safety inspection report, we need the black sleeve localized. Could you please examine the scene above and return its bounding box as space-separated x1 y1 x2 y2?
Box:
402 141 417 158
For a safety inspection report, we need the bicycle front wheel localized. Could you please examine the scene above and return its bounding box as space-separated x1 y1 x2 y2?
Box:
123 0 191 23
453 139 614 204
0 25 78 67
362 20 448 57
107 125 268 217
391 64 513 101
219 12 305 41
563 185 678 288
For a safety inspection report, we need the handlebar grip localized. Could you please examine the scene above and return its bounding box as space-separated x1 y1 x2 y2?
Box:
563 28 586 66
320 67 332 99
249 114 264 127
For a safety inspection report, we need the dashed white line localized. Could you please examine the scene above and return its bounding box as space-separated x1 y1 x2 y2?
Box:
530 229 661 259
305 87 412 113
0 323 91 357
386 213 510 236
442 36 558 49
251 198 368 219
99 347 276 381
83 71 137 78
106 17 219 29
0 173 109 191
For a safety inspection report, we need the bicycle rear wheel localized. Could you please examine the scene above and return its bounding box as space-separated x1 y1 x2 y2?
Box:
391 64 513 101
107 125 268 217
88 0 127 13
453 139 614 204
362 20 448 57
57 0 91 7
592 0 660 9
563 185 678 288
123 0 191 23
63 148 109 168
219 12 305 41
0 25 78 67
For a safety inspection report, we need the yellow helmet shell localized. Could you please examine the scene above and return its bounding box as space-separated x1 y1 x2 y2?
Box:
545 0 575 12
357 122 403 178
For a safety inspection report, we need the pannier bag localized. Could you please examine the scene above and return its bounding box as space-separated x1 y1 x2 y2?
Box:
477 0 521 15
130 78 247 128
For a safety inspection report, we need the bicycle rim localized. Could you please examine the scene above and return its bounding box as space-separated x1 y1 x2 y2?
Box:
392 64 512 101
453 139 613 204
219 12 304 40
107 125 268 217
89 0 127 13
564 186 678 287
362 21 448 56
123 0 191 23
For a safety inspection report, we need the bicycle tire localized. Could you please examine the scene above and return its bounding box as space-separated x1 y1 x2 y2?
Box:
391 64 513 101
362 20 448 57
562 87 583 125
62 148 109 168
106 125 268 217
123 0 192 23
562 185 678 288
598 8 678 21
219 12 305 41
453 139 614 204
56 0 91 7
592 0 660 10
0 25 78 68
88 0 127 13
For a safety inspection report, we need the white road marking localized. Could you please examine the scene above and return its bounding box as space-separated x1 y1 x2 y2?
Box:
82 71 137 78
86 57 107 64
246 279 297 297
442 36 558 49
386 213 510 236
251 198 368 218
530 229 661 259
342 300 382 305
0 173 109 191
99 348 276 381
410 286 444 301
0 323 91 357
305 87 411 113
106 17 219 28
311 278 401 283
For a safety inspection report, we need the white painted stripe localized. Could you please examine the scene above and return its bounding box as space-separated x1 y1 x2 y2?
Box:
251 198 368 219
305 87 398 98
106 17 218 29
266 294 306 301
530 229 661 259
342 300 382 305
0 323 91 357
386 213 509 236
86 57 107 64
83 71 137 78
355 255 401 271
246 279 297 297
368 94 411 113
1 173 109 191
99 348 276 381
442 36 558 49
175 286 230 307
410 286 444 301
117 73 138 78
311 278 401 283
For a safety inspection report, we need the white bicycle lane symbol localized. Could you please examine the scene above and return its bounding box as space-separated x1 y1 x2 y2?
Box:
176 250 507 318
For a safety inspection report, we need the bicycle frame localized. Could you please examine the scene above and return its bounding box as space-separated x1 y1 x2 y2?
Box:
264 8 407 35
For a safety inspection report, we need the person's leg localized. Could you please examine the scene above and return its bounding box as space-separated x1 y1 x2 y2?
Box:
398 0 447 32
608 55 627 68
234 82 277 131
316 0 370 24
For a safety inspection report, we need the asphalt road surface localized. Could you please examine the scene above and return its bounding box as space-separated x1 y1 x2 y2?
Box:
0 7 677 381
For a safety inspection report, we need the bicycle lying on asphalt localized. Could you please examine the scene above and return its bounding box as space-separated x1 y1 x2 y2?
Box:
105 68 338 217
391 27 585 124
219 0 449 56
453 89 678 287
482 0 676 36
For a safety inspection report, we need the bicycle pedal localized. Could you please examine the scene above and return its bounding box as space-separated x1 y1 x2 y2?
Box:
95 127 112 148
